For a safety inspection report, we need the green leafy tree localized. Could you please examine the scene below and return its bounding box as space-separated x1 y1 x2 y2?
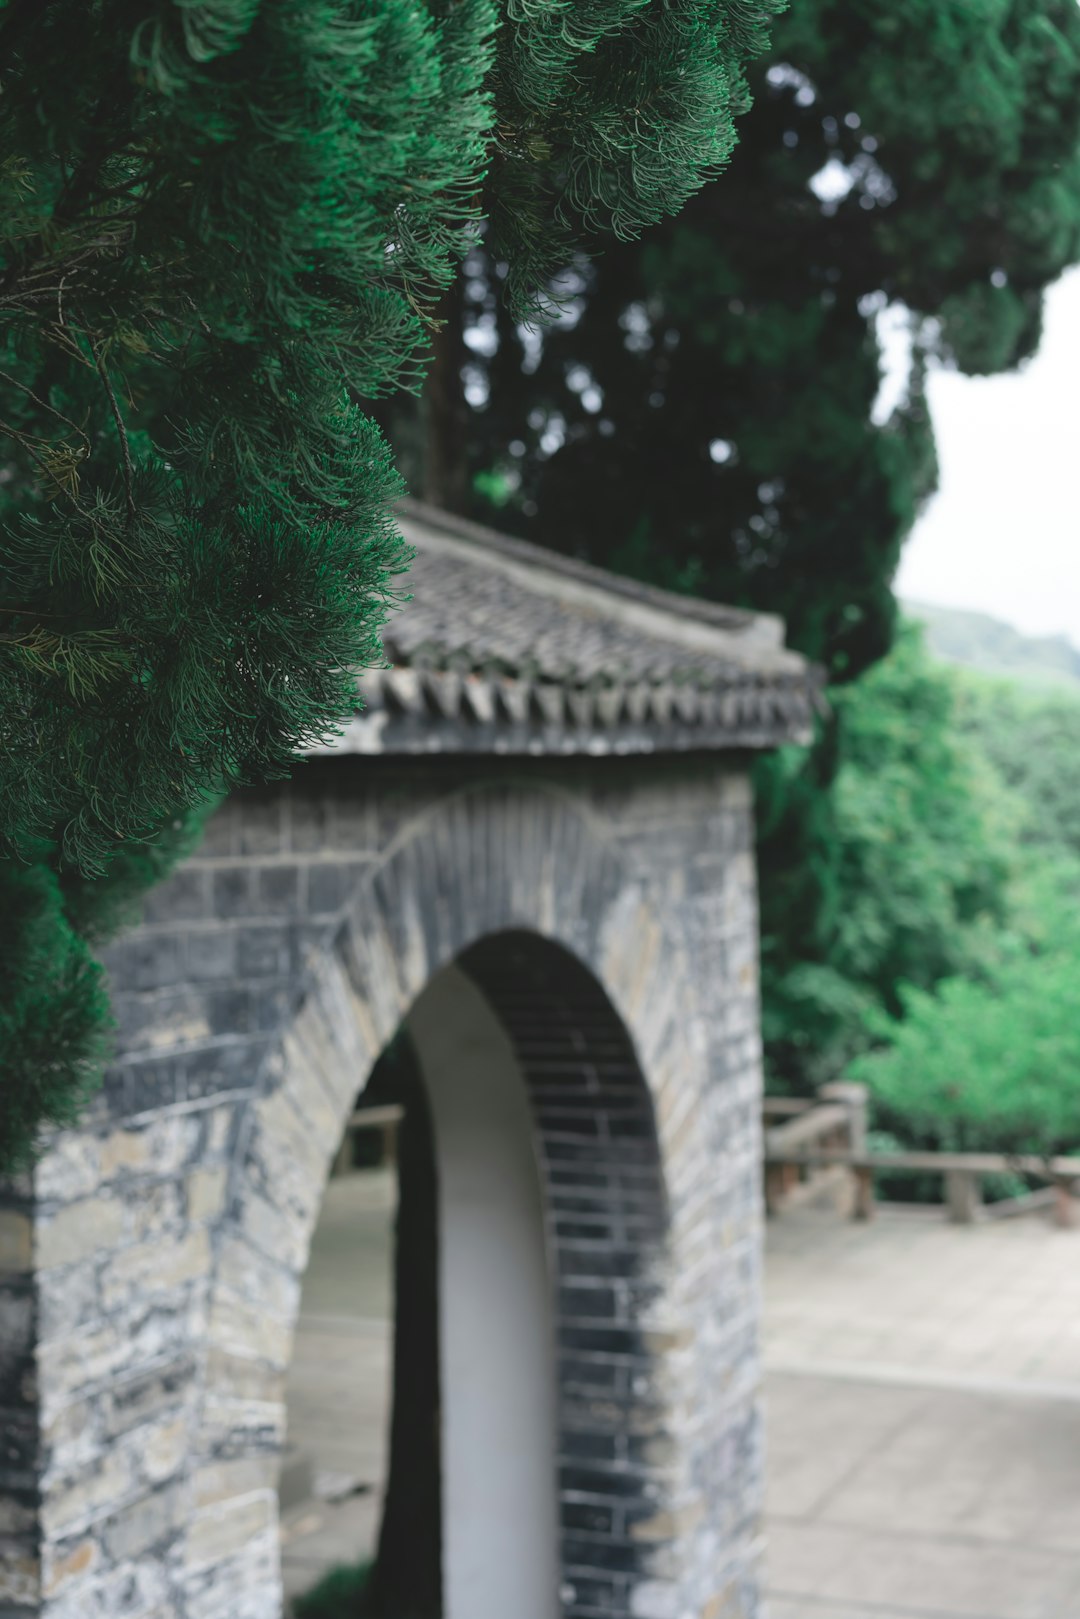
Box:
952 675 1080 861
0 0 781 1163
851 860 1080 1157
761 625 1016 1090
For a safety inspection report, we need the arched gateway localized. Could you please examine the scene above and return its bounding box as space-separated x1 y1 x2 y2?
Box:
0 505 818 1619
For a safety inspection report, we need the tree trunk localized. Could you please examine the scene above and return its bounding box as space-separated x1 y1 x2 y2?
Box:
422 276 470 515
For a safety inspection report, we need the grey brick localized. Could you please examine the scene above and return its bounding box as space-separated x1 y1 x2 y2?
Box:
307 861 361 915
236 794 283 856
255 863 300 914
212 866 255 919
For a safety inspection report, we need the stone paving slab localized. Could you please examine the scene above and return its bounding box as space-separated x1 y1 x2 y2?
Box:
765 1208 1080 1390
763 1208 1080 1619
281 1182 1080 1617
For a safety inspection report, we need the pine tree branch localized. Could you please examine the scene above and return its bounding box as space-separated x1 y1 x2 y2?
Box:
71 304 136 531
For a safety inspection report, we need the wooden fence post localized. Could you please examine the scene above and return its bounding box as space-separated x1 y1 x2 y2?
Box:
945 1169 982 1224
852 1165 876 1222
820 1082 870 1219
1054 1178 1080 1229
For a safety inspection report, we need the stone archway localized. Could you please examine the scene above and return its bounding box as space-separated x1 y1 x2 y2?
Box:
186 783 730 1619
5 498 807 1619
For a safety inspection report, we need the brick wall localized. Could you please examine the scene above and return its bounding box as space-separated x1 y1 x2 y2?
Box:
0 754 766 1619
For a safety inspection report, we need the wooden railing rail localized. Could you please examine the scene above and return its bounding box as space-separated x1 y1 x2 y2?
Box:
762 1097 815 1121
763 1082 1080 1228
764 1081 868 1217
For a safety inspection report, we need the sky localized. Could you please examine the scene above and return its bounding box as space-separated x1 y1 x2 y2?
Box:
893 266 1080 646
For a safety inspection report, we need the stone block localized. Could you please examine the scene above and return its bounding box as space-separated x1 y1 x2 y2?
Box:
100 1228 210 1312
34 1133 104 1205
196 800 238 858
125 1180 184 1245
254 864 300 915
205 985 254 1038
235 927 288 979
236 796 283 857
102 1481 185 1562
328 794 377 852
140 866 207 924
185 1491 275 1569
213 864 256 920
215 1235 299 1321
39 1297 206 1413
112 990 211 1056
40 1444 135 1539
42 1557 171 1619
0 1216 32 1276
246 1086 328 1226
41 1535 97 1597
100 1355 197 1442
193 1456 278 1509
186 1166 228 1225
0 1549 38 1605
139 1414 192 1486
629 1580 681 1619
183 928 239 982
206 1289 291 1373
230 1182 311 1275
307 859 366 915
182 1045 256 1104
181 1528 280 1619
100 1114 202 1182
41 1393 103 1477
203 1345 286 1408
286 787 329 853
205 1107 234 1157
36 1197 125 1272
131 933 185 992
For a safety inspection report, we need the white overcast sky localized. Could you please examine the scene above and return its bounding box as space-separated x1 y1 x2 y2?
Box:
894 266 1080 644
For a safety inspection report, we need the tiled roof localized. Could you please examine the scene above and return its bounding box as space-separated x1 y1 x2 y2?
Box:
314 502 824 758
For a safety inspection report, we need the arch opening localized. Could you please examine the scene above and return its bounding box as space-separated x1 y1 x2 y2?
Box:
280 931 672 1619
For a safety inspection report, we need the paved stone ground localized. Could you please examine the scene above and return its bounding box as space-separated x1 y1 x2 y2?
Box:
281 1179 1080 1619
764 1208 1080 1619
280 1171 395 1610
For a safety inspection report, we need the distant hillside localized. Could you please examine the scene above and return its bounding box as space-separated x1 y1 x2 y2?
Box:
902 599 1080 691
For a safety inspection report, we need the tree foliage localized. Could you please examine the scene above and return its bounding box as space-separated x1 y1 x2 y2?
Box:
952 675 1080 861
760 626 1016 1091
0 0 780 1162
428 0 1080 677
851 675 1080 1160
851 861 1080 1157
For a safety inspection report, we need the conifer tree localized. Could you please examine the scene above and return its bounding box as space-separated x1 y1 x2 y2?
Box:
0 0 780 1163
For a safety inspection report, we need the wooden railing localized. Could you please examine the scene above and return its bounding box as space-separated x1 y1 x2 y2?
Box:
764 1084 1080 1228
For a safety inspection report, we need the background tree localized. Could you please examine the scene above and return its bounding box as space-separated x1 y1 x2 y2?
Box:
760 625 1017 1090
0 0 782 1163
952 675 1080 862
851 859 1080 1158
405 0 1080 1092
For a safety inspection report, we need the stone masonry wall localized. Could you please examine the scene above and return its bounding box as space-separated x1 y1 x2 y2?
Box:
0 753 766 1619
